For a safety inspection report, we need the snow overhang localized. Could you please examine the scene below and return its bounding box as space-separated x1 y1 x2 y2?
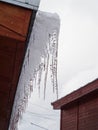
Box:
0 0 40 10
52 78 98 109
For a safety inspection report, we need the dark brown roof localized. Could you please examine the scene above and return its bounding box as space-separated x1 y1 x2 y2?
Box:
52 78 98 109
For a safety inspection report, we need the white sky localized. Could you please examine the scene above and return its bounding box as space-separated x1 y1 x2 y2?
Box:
39 0 98 97
18 0 98 130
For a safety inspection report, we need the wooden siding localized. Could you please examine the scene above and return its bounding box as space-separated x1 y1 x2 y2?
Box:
0 2 32 37
61 105 78 130
0 2 36 130
0 36 26 130
52 79 98 130
79 93 98 130
60 92 98 130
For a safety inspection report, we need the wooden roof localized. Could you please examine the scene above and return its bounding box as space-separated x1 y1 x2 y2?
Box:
52 79 98 109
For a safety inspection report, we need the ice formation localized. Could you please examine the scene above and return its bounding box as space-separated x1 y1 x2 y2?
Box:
8 11 60 130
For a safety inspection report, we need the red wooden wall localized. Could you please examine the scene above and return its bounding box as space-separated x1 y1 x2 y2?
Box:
61 92 98 130
0 2 36 130
52 79 98 130
61 104 78 130
0 37 25 130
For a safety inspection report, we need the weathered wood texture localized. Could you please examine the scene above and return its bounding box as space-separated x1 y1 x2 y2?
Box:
0 2 36 130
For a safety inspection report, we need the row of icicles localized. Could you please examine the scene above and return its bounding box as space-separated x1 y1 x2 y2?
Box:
23 30 59 99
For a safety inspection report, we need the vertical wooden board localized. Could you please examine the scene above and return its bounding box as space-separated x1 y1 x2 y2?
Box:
0 37 17 95
0 92 9 129
0 37 25 130
61 105 78 130
9 41 26 106
0 36 16 52
0 118 8 130
0 77 11 94
0 92 8 111
0 52 14 78
79 95 98 130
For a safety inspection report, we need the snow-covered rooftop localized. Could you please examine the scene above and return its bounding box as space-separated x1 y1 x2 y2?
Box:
1 0 40 10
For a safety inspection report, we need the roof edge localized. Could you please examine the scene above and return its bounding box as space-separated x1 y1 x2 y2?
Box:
0 0 40 10
52 78 98 109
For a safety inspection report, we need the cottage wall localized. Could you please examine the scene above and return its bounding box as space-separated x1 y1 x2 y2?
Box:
0 37 25 130
61 104 78 130
0 2 36 130
61 91 98 130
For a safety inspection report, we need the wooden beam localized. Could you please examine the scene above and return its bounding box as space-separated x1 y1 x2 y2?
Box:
0 2 32 37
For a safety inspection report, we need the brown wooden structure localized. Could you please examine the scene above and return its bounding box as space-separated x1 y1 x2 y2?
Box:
52 79 98 130
0 1 39 130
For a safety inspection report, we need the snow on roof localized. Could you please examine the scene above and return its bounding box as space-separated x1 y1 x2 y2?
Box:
1 0 40 10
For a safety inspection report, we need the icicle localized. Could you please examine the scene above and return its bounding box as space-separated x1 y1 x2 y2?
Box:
27 49 30 65
37 63 43 97
48 30 59 98
8 11 60 130
44 52 49 99
29 79 33 92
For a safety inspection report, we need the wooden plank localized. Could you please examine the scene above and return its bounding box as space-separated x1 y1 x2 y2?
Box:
61 105 78 130
0 36 17 52
0 92 9 130
0 118 8 130
0 52 14 79
0 26 25 41
79 95 98 130
0 37 16 79
0 39 25 130
0 76 11 94
0 92 9 118
8 41 25 107
0 2 32 36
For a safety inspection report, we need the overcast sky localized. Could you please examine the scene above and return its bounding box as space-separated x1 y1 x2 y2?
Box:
39 0 98 97
18 0 98 130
